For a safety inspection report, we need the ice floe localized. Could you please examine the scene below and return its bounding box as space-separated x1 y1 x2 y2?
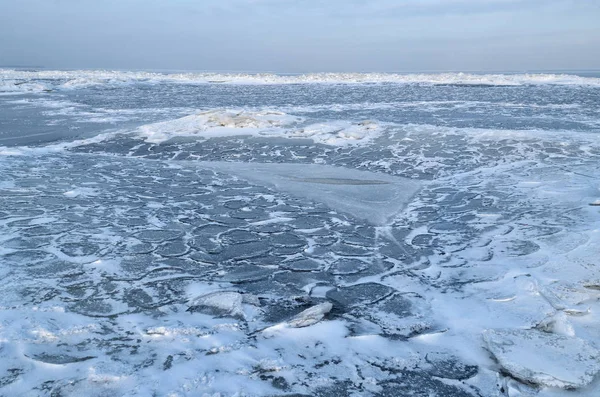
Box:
483 328 600 389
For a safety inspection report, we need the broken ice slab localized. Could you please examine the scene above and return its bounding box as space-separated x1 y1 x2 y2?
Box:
187 291 246 319
287 302 333 328
198 162 422 225
483 328 600 389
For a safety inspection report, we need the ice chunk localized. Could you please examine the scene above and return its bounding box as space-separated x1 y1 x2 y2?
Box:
138 109 301 143
287 302 333 328
200 162 421 225
136 109 382 146
483 328 600 389
187 291 245 319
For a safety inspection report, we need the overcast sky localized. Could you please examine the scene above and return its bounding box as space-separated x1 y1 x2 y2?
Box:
0 0 599 72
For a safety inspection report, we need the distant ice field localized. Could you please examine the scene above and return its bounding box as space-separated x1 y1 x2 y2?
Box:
1 70 600 396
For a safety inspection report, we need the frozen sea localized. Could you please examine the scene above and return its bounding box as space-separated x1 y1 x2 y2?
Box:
1 69 600 396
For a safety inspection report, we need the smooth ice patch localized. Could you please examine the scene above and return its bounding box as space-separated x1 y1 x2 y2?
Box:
199 161 422 225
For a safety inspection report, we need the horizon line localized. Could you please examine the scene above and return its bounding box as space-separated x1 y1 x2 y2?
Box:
2 66 600 75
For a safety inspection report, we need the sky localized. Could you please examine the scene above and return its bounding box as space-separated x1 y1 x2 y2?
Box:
0 0 599 73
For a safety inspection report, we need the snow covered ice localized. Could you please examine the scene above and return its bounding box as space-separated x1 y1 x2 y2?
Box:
1 70 600 396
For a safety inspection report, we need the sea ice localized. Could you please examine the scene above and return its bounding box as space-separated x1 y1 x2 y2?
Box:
483 328 600 389
199 162 422 225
